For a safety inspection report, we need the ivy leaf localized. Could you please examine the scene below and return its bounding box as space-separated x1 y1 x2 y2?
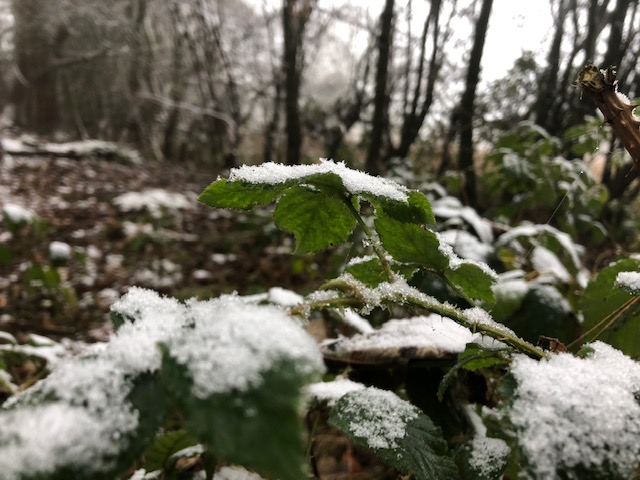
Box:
444 261 496 304
330 387 459 480
346 257 417 287
274 186 356 253
198 179 287 210
375 213 449 270
580 258 640 356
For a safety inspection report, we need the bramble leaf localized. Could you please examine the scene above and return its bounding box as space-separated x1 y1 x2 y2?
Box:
375 213 449 270
375 190 435 224
142 429 199 472
445 261 496 304
330 387 459 480
162 355 313 480
198 179 287 210
580 258 640 356
273 186 356 253
346 257 417 287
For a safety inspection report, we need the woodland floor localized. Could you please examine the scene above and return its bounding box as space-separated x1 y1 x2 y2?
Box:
1 154 394 479
0 154 340 341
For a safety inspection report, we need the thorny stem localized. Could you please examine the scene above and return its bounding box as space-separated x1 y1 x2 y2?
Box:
294 278 546 360
577 64 640 169
342 195 395 282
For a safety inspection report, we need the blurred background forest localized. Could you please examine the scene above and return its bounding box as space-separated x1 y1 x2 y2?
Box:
2 0 640 202
3 0 640 340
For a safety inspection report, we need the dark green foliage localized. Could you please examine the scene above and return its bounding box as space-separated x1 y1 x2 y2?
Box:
580 258 640 356
330 388 459 480
161 354 312 480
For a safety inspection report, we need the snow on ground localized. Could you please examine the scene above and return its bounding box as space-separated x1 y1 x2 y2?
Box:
114 189 193 218
509 341 640 478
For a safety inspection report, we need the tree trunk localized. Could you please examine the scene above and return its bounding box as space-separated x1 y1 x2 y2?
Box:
366 0 394 176
458 0 493 207
282 0 313 165
11 0 58 134
534 0 566 133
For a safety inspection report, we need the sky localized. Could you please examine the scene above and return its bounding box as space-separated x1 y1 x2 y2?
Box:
483 0 552 81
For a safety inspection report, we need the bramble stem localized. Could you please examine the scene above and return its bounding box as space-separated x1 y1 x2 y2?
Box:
342 196 395 282
577 64 640 169
296 277 546 360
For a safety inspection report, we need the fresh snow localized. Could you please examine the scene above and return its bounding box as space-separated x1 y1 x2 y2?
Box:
305 378 366 406
342 308 374 333
509 341 640 479
340 387 419 450
323 315 476 358
2 203 37 223
468 437 510 477
213 466 267 480
615 271 640 294
0 287 324 477
114 189 192 218
531 246 571 283
439 229 493 263
228 158 410 202
432 196 494 243
49 241 72 261
165 297 323 397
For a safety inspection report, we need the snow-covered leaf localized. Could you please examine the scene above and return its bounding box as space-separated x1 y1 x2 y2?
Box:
330 387 459 480
508 342 640 479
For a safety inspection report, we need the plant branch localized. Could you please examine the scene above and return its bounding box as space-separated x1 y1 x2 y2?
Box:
343 196 395 282
576 64 640 168
297 276 546 360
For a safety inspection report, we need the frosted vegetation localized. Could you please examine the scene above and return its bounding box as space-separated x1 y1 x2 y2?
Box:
1 158 640 479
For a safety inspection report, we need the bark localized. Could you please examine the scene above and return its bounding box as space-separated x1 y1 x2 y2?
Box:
366 0 394 176
458 0 493 207
534 0 567 132
11 0 58 133
393 0 444 159
282 0 313 165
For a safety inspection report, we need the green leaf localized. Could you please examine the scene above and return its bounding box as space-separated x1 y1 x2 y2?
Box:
198 179 287 210
346 257 417 287
300 172 348 198
445 261 496 304
162 355 313 480
330 387 459 480
376 191 436 224
274 186 356 253
143 429 199 472
437 343 509 401
375 213 449 270
580 258 640 356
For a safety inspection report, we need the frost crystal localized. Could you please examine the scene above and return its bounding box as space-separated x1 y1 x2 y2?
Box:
305 378 366 406
615 271 640 294
341 387 419 450
229 158 410 202
469 437 510 477
509 342 640 479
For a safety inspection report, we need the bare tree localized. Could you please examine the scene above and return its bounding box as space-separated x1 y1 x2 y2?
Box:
457 0 493 207
11 0 59 133
366 0 395 175
282 0 314 165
